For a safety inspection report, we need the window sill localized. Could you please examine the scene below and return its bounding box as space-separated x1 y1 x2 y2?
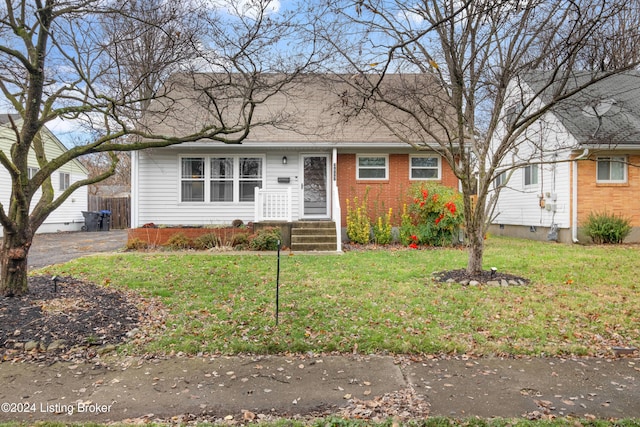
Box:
595 182 629 187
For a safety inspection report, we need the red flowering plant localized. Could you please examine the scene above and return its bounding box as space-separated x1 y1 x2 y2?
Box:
400 182 464 247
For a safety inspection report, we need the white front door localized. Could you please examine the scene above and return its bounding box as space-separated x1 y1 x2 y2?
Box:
301 154 329 218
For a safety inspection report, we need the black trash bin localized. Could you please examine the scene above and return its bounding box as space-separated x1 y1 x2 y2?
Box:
82 211 101 232
99 210 112 231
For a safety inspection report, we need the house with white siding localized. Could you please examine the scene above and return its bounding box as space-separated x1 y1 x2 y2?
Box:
131 74 461 250
490 72 640 243
0 114 88 236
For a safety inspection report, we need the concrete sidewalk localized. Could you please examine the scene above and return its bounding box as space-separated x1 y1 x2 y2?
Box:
0 354 638 424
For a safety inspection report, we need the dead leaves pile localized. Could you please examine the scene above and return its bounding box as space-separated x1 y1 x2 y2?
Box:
338 387 430 422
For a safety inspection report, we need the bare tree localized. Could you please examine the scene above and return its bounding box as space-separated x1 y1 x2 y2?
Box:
0 0 317 296
82 152 131 196
314 0 640 275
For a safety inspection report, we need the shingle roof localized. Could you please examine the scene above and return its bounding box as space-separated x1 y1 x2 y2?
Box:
524 71 640 146
144 73 454 147
0 113 20 125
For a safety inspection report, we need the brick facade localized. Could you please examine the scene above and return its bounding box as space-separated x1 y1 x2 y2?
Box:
576 154 640 227
336 153 459 225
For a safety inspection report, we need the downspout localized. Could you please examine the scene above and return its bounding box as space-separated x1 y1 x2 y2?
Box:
332 148 342 252
131 151 139 228
572 148 589 243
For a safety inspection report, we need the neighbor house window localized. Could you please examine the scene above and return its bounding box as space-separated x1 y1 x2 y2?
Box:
239 157 262 202
28 167 39 179
410 155 440 180
357 155 388 180
523 164 538 187
181 157 205 202
494 171 508 189
211 157 234 202
597 156 626 183
59 172 70 191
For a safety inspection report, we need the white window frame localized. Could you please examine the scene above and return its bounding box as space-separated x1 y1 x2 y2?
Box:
596 156 627 183
179 155 265 203
238 156 264 202
59 172 70 191
409 155 441 180
356 154 388 180
28 167 39 180
523 164 538 188
210 157 234 202
180 157 206 202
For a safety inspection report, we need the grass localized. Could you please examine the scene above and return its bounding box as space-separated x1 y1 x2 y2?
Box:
40 237 640 357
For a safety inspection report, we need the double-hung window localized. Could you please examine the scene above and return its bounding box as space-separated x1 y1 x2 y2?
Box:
494 171 508 189
211 157 234 202
181 156 263 203
357 155 387 180
410 155 440 180
181 157 205 202
597 156 626 183
523 164 538 187
59 172 70 191
239 157 263 201
28 167 39 179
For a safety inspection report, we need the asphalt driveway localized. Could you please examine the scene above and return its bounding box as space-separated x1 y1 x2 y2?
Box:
27 230 128 269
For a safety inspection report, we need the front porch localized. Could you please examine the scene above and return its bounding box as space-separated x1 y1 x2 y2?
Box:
254 180 342 251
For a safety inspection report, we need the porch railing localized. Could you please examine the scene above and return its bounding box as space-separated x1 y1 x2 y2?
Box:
255 187 293 222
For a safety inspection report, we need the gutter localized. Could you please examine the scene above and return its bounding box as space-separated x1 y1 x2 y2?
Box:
572 148 589 243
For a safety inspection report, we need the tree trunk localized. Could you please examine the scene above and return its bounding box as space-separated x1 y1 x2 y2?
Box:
466 227 485 275
0 228 33 297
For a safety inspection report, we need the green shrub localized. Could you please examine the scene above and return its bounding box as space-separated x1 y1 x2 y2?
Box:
166 232 192 250
249 227 281 251
372 208 393 245
193 233 220 250
346 196 371 244
231 232 250 247
403 182 464 247
584 211 631 244
126 238 148 250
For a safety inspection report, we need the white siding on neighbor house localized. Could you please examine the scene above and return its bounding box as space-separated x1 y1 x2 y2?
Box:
135 147 319 226
492 157 572 228
0 125 87 236
490 81 577 231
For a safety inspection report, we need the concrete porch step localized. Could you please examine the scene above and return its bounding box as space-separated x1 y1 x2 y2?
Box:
290 221 337 251
290 242 338 251
291 234 336 244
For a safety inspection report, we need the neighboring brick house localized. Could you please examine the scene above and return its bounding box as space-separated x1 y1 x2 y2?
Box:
490 72 640 243
131 74 461 250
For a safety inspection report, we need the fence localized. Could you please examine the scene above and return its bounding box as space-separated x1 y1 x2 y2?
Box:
88 195 130 229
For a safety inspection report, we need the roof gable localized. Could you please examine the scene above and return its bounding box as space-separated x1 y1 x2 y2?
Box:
0 114 89 174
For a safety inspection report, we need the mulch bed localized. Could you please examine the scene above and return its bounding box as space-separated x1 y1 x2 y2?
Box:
0 275 151 362
433 268 530 285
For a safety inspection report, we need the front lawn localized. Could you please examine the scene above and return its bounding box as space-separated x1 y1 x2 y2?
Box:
41 237 640 357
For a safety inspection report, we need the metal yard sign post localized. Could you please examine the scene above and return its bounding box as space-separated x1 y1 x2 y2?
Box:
275 240 281 326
